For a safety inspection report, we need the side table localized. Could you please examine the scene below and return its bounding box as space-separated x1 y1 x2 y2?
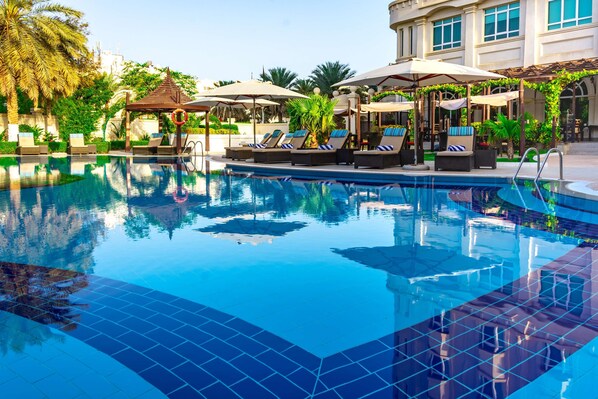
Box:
336 148 357 165
475 148 497 169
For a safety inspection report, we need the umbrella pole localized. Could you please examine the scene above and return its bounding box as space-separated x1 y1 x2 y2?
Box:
403 87 430 170
253 98 257 145
228 105 232 148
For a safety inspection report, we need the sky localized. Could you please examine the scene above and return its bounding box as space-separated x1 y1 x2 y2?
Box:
61 0 396 81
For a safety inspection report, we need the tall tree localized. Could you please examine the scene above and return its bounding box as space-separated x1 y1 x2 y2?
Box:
0 0 90 140
310 61 356 97
293 79 316 96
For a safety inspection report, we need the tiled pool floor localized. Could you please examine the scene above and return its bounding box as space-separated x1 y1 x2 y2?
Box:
1 243 596 398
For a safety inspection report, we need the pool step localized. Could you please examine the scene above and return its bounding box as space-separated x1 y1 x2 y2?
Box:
565 142 598 155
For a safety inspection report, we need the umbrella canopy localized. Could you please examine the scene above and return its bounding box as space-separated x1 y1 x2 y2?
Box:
334 58 505 166
439 91 520 110
196 80 307 144
197 218 307 245
361 101 414 113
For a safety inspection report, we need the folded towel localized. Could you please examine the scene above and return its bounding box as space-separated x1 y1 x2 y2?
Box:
318 144 334 150
254 143 266 149
448 145 466 151
281 143 293 149
376 145 394 151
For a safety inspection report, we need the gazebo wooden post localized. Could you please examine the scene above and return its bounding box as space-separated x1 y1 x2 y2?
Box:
176 112 182 155
466 84 472 126
552 115 558 148
519 79 526 156
430 91 436 151
356 96 361 146
571 82 577 142
125 92 131 152
205 111 210 152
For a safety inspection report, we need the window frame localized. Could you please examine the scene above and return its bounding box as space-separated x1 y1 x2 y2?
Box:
432 16 462 51
484 2 521 42
548 0 592 31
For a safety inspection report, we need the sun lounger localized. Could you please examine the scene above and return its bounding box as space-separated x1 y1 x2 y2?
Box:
16 132 41 155
157 133 190 155
68 134 96 155
132 133 164 155
434 127 475 171
353 127 406 169
290 129 349 166
229 130 284 160
253 130 309 163
224 132 272 159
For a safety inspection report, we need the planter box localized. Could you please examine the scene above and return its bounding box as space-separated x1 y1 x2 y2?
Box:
475 149 497 169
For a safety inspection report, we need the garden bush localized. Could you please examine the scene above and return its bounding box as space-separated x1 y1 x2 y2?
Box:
94 141 110 154
186 127 239 135
0 142 17 154
48 142 68 153
110 140 149 150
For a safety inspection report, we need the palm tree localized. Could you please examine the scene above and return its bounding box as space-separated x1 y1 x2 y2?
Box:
0 0 90 140
260 67 298 122
293 79 316 96
483 113 521 159
310 61 356 97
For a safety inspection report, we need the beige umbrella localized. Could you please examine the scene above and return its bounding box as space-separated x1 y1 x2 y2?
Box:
196 80 308 144
185 96 279 147
334 58 505 168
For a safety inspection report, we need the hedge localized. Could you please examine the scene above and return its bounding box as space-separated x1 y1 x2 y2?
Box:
0 157 18 166
110 140 149 150
186 127 240 135
48 142 68 153
0 142 17 154
95 141 110 154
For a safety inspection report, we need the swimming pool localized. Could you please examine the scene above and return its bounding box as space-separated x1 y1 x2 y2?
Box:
0 156 596 398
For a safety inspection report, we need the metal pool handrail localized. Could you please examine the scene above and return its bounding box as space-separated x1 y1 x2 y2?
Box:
513 147 540 182
535 148 564 183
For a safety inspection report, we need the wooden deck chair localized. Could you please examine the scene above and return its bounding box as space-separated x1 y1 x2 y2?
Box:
434 126 475 171
290 129 349 166
353 127 406 169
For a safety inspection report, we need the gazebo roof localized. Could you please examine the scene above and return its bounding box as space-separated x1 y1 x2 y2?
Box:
125 69 209 113
492 57 598 81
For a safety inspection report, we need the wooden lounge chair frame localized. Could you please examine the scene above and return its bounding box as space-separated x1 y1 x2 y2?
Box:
229 130 284 160
253 130 309 163
68 133 96 155
434 127 475 171
16 132 41 155
224 132 272 159
353 127 406 169
290 130 349 166
132 133 164 155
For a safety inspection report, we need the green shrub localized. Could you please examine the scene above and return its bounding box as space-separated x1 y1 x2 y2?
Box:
0 157 18 167
186 127 240 135
110 140 149 150
48 142 68 153
19 124 44 142
95 141 110 154
95 155 111 166
0 142 17 154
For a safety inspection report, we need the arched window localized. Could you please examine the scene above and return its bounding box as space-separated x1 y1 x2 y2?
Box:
560 81 588 98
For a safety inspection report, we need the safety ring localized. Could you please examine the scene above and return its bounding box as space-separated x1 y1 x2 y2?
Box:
171 108 188 126
173 187 189 203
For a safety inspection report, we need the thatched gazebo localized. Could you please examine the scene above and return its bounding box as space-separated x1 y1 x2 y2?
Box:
125 69 210 154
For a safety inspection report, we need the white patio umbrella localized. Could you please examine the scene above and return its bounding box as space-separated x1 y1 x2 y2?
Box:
185 96 279 147
334 58 505 169
195 80 308 144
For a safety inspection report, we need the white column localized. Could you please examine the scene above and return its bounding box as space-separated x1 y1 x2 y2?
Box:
523 0 539 67
347 87 359 135
463 5 478 67
7 124 19 142
414 18 428 59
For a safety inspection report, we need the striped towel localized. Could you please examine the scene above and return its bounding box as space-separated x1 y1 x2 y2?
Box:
254 143 266 149
318 144 334 150
448 145 466 151
281 143 293 149
376 145 394 151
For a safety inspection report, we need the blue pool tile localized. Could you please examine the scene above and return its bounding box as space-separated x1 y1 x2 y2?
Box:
144 289 179 303
145 328 186 347
117 331 158 352
76 311 106 326
144 300 180 314
172 324 212 345
144 345 187 369
198 307 236 323
67 324 101 341
320 363 370 390
86 333 127 355
139 364 186 395
281 345 320 371
94 295 130 310
252 330 294 352
199 321 239 340
112 348 156 373
319 353 353 374
170 297 206 312
226 334 269 357
358 349 405 373
93 306 130 322
146 313 185 331
225 317 263 337
171 309 210 327
287 368 318 393
361 385 403 399
72 372 119 399
333 373 389 399
34 375 82 399
119 316 156 333
257 350 301 376
171 361 217 391
201 357 245 386
90 319 130 338
342 340 389 362
0 376 44 398
120 292 156 306
313 390 343 399
202 337 243 361
200 381 241 399
172 341 216 366
230 354 275 381
261 373 310 399
231 378 278 399
9 359 54 383
119 303 157 320
169 385 203 399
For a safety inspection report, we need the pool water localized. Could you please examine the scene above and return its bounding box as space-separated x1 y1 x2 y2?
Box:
0 156 596 398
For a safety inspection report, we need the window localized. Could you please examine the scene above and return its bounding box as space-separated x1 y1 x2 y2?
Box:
548 0 592 30
399 29 404 57
433 16 462 51
409 26 414 55
484 2 520 41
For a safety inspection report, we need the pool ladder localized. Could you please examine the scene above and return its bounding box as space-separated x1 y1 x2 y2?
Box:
512 147 563 183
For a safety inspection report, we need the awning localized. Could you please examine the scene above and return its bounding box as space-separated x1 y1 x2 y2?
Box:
439 91 519 110
361 102 414 113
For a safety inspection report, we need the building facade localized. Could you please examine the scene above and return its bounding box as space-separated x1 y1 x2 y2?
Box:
389 0 598 70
